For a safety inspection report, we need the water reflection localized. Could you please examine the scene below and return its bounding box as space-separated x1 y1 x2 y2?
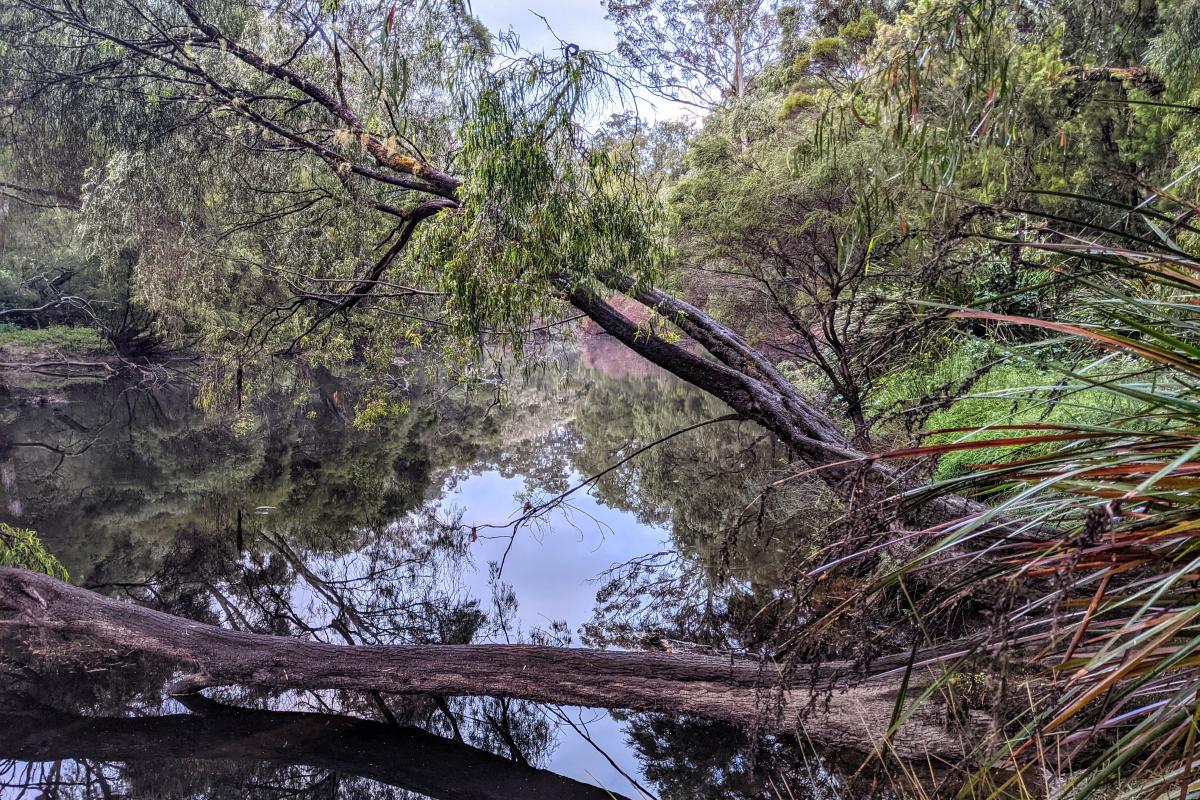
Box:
0 688 629 800
1 347 859 799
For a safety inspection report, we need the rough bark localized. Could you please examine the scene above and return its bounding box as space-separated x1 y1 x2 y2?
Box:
0 568 986 762
0 694 626 800
567 282 989 529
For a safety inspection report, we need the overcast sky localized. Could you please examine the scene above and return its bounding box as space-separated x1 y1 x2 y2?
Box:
473 0 617 54
470 0 695 122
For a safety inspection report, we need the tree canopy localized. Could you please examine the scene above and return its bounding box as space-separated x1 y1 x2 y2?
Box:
6 0 1200 796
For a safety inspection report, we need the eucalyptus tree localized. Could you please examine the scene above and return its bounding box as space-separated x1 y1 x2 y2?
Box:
0 0 975 530
603 0 785 109
7 0 1198 781
2 0 1187 506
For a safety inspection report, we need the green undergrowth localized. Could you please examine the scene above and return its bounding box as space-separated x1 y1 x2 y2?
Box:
874 349 1132 480
0 323 111 354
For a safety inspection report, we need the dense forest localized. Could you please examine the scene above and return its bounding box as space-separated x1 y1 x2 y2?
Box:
3 0 1200 797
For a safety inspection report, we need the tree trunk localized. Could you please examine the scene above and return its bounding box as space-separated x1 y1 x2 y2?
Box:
0 568 986 762
0 694 629 800
567 282 988 529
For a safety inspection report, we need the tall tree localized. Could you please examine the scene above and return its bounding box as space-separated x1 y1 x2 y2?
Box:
0 0 973 529
6 2 1200 787
603 0 783 109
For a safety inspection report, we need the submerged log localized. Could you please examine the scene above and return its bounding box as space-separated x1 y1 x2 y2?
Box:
0 567 987 761
1 694 628 800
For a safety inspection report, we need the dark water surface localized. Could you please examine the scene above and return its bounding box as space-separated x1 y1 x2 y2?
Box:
0 345 848 800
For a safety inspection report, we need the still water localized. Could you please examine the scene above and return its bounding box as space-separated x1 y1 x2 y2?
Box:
0 342 837 800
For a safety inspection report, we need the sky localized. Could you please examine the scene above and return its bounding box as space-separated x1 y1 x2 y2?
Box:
472 0 618 55
444 467 669 798
470 0 696 122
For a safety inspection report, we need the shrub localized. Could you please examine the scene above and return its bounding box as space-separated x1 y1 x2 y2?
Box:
0 523 69 579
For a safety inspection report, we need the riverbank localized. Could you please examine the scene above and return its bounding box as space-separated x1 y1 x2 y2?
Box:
0 324 199 400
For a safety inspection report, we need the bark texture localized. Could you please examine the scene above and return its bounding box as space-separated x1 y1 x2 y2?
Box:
567 283 988 529
0 568 985 762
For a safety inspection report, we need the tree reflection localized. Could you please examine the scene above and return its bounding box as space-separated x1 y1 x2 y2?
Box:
620 713 886 800
2 351 907 799
2 376 448 586
0 686 629 800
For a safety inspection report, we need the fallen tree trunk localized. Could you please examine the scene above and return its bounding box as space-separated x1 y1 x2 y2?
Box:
0 568 986 761
567 283 988 529
1 693 628 800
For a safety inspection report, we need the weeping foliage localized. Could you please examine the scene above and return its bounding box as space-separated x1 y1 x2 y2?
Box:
1 0 670 371
410 50 670 354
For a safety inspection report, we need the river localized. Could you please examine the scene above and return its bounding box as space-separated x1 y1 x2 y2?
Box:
0 342 856 800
